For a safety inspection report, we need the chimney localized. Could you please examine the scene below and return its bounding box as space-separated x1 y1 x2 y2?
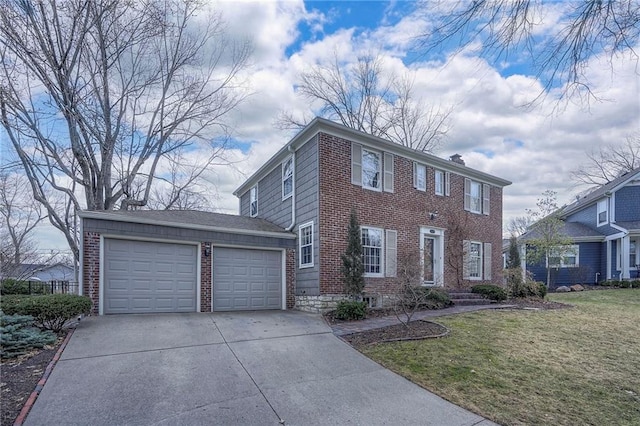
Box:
449 153 465 165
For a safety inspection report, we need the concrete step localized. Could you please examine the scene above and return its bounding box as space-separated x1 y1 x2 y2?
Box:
447 292 484 300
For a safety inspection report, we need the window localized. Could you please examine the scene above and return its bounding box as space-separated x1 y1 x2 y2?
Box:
282 156 293 200
249 186 258 217
597 199 608 225
463 240 492 280
630 240 638 268
299 222 313 268
468 241 482 279
414 163 426 191
435 170 444 195
464 178 489 214
361 227 383 276
548 245 579 268
362 148 381 190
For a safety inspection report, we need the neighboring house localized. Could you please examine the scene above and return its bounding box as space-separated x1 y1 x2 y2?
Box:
522 167 640 287
1 263 75 282
234 118 511 311
78 118 511 315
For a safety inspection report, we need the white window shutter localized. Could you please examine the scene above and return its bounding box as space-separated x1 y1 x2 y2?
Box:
463 240 470 279
445 172 451 196
351 143 362 185
383 152 394 192
484 242 492 280
483 184 490 215
464 178 471 211
413 162 418 189
385 229 397 277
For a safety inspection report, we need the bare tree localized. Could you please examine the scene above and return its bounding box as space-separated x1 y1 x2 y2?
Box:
0 173 45 266
0 0 251 261
524 190 574 287
279 53 451 152
507 215 533 237
417 0 639 101
445 208 471 289
571 134 640 187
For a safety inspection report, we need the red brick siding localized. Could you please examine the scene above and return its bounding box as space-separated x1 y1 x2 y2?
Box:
82 232 100 315
286 249 296 308
317 133 504 295
201 243 212 312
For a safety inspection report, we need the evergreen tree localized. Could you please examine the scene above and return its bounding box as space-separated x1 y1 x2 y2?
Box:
506 236 521 269
341 210 365 299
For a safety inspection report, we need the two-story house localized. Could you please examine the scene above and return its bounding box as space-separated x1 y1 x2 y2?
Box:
522 167 640 287
234 118 511 311
77 118 510 315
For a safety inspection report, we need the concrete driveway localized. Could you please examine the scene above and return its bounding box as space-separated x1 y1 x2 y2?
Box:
25 311 496 426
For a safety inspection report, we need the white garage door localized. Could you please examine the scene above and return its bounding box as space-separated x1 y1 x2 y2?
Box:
213 247 282 311
104 239 197 314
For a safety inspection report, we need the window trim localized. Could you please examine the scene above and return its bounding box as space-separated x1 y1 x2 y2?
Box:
361 148 382 192
597 199 608 226
298 221 314 268
361 226 384 277
414 162 427 192
249 185 258 217
282 156 294 201
468 240 483 280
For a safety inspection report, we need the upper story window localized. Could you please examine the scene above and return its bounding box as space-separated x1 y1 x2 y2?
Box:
361 226 383 276
282 156 293 200
435 170 450 196
299 221 313 268
548 245 579 268
362 148 381 190
414 163 426 191
464 178 490 215
597 199 608 226
351 143 393 192
250 185 258 217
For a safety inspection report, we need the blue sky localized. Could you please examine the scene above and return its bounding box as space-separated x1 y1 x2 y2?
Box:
4 0 639 254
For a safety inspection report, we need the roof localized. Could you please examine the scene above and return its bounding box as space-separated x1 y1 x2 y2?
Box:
234 117 512 197
616 221 640 231
79 210 295 239
562 167 640 217
520 221 604 242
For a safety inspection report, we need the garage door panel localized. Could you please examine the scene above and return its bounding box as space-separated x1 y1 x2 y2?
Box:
104 239 197 314
213 247 282 311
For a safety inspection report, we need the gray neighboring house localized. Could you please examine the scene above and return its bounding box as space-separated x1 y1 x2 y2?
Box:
79 210 295 315
2 263 75 282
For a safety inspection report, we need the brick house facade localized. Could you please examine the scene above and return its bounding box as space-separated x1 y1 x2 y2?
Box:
235 118 511 311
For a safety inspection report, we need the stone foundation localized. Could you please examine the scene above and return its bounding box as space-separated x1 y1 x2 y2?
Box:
295 294 346 313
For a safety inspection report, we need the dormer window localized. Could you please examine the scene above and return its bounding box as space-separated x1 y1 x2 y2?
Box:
597 199 608 226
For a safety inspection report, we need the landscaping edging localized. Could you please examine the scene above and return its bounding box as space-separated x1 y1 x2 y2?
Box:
13 328 74 426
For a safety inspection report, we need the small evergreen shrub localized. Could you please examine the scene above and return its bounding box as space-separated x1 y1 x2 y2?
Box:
536 282 547 298
4 294 92 332
420 288 453 309
0 294 32 315
471 284 508 301
506 269 547 299
335 300 367 320
0 312 57 359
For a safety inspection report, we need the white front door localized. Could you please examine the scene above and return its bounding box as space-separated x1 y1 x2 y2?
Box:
420 227 444 286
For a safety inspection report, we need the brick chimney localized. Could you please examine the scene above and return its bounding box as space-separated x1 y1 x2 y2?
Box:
449 153 465 165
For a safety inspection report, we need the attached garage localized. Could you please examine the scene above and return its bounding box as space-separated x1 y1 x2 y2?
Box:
79 210 295 315
103 239 198 314
213 247 282 311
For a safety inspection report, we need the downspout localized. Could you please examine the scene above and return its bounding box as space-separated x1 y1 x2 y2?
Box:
285 145 296 231
78 214 83 296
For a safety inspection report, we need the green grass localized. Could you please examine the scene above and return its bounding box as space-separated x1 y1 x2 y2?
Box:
360 290 640 425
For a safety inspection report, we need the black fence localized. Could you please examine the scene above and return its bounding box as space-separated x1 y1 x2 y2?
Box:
0 280 79 295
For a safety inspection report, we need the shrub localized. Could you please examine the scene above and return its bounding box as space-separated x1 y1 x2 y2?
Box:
335 300 367 320
0 279 49 295
3 294 92 332
0 294 33 315
0 312 57 359
420 288 453 309
471 284 508 301
506 269 546 299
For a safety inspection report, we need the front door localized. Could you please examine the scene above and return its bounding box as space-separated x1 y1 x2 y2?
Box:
420 227 444 286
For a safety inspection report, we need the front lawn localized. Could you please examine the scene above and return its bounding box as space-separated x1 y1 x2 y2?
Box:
359 290 640 425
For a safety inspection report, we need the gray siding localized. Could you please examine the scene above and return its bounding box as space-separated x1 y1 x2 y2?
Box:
566 203 618 236
240 192 249 216
255 159 293 228
83 218 295 250
294 136 320 295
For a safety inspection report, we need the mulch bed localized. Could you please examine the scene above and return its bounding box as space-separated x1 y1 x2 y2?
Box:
1 333 67 426
343 320 449 346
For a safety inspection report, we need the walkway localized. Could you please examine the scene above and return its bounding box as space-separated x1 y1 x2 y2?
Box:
330 304 516 336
